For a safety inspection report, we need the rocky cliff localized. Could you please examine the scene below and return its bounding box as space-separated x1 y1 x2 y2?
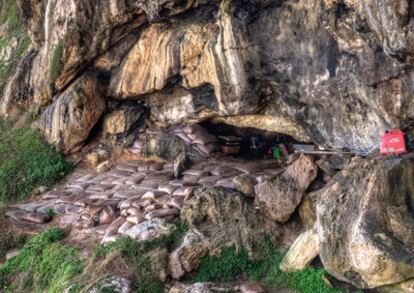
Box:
1 0 413 153
1 0 414 292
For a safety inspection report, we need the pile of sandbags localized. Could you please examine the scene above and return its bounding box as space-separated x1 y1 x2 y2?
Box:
172 124 219 157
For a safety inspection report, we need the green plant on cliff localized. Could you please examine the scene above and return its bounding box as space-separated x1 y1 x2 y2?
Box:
0 0 31 94
0 120 71 203
49 40 64 83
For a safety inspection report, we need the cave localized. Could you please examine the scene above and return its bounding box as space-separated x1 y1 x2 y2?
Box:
199 119 303 159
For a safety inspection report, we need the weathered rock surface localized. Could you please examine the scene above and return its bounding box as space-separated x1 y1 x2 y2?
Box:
102 103 147 146
280 229 319 272
2 0 414 153
35 74 105 153
169 229 208 279
316 158 414 289
255 154 317 223
181 187 279 255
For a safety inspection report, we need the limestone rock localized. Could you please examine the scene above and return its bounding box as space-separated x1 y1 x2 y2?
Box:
102 103 147 146
36 75 105 154
299 191 320 230
254 154 317 223
169 229 208 279
169 283 212 293
125 219 173 241
174 153 191 179
280 229 319 272
233 174 257 198
316 158 414 289
145 133 194 162
238 283 266 293
88 276 132 293
181 187 279 256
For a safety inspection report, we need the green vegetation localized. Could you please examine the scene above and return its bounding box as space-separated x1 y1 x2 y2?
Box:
0 0 30 93
193 240 343 293
0 228 84 293
0 120 71 204
49 40 64 83
0 224 188 293
93 223 188 293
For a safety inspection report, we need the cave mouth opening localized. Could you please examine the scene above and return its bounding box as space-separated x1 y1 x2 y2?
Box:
198 119 307 160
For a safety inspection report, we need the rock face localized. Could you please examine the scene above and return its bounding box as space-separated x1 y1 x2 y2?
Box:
181 187 280 256
35 74 105 153
254 154 317 223
316 158 414 289
1 0 413 152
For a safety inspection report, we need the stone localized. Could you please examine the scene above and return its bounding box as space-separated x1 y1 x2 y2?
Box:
280 229 319 272
181 187 279 256
232 174 257 198
86 147 110 167
102 103 147 146
169 229 208 279
97 161 113 173
6 210 51 224
35 75 106 154
125 219 173 241
174 153 191 179
88 276 132 293
239 283 266 293
254 154 317 223
169 283 212 293
145 133 194 162
6 249 20 260
316 158 414 289
299 191 320 230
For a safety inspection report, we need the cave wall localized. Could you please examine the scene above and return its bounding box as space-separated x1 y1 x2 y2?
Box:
1 0 413 153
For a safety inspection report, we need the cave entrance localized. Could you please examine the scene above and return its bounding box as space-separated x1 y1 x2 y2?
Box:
199 119 305 160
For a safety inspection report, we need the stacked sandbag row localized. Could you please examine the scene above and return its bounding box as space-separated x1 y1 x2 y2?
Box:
171 124 220 157
8 156 282 243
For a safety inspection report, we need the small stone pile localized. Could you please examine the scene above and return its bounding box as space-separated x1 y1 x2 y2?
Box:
7 155 282 244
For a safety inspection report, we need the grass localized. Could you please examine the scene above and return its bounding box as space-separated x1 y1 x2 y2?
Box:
193 239 344 293
0 120 72 204
0 0 30 94
0 228 84 293
93 223 188 293
49 40 64 83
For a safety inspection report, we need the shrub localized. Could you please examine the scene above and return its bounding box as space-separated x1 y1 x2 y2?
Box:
0 121 71 203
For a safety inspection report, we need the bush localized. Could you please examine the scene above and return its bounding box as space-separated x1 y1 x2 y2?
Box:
0 121 71 203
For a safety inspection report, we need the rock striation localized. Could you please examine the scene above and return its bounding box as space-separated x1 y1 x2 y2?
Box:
0 0 412 153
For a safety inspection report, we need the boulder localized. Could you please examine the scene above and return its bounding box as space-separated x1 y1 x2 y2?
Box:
102 103 147 146
254 154 317 223
233 174 257 198
169 283 212 293
36 74 105 154
145 132 194 162
174 153 191 179
238 283 267 293
181 187 279 256
316 158 414 289
169 229 208 279
299 191 320 230
125 219 173 241
88 276 132 293
280 229 319 272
